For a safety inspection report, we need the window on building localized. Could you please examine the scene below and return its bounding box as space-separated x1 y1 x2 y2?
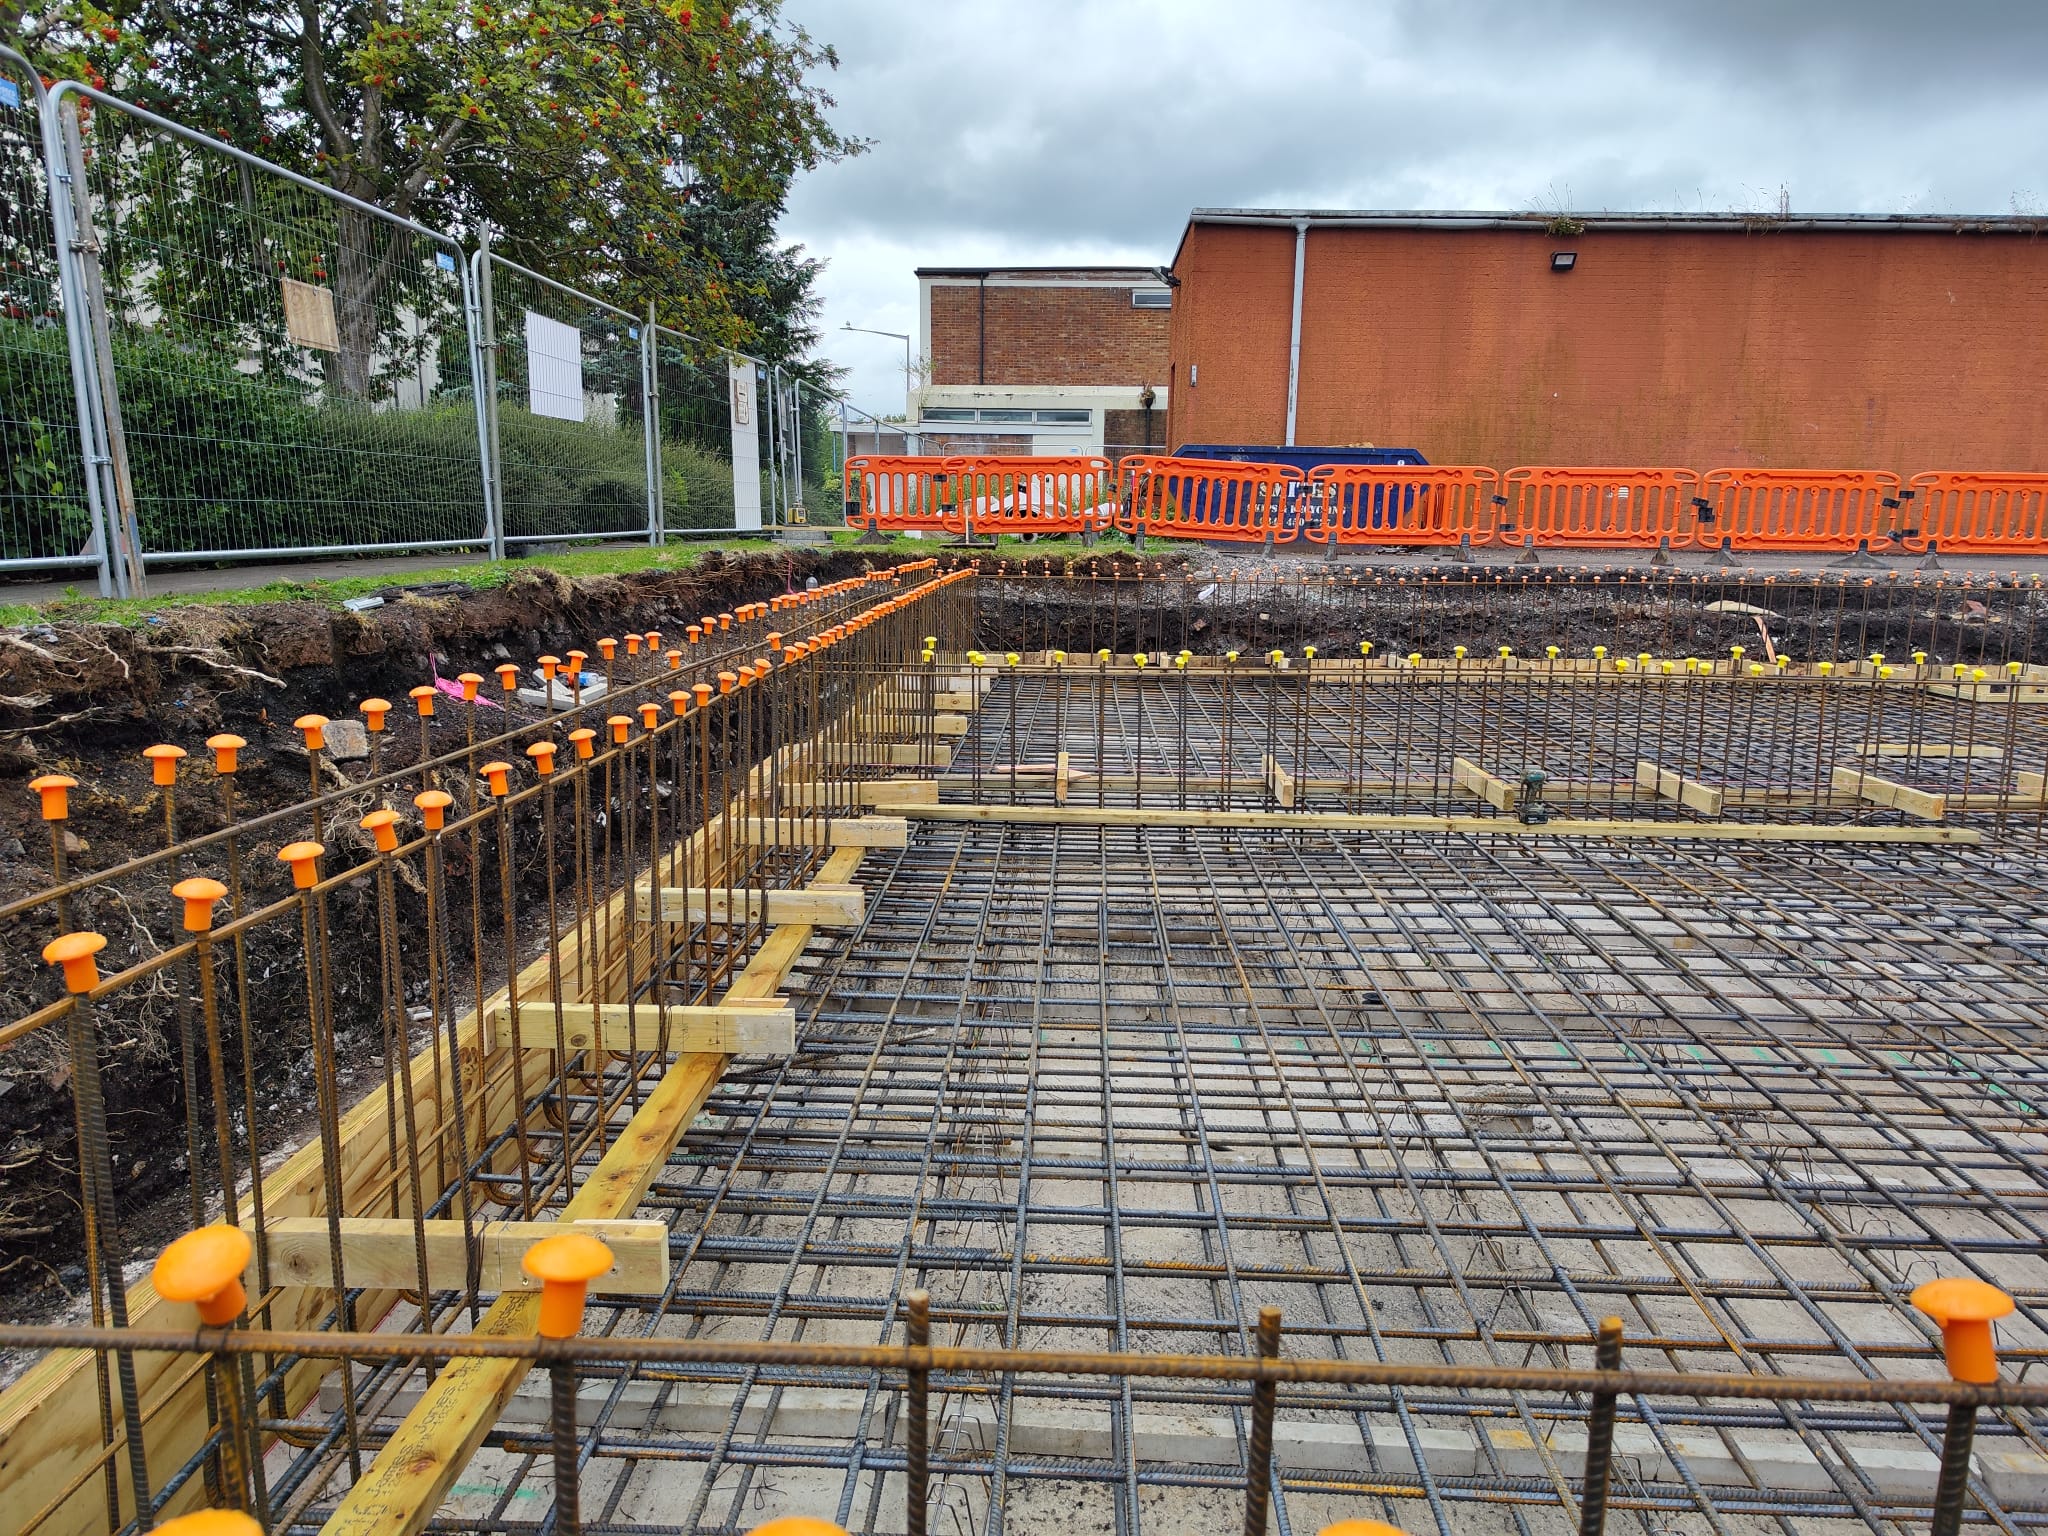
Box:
1132 289 1172 309
917 407 1096 426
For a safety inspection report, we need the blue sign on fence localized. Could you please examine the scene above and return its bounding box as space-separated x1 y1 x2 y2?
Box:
435 250 456 272
0 80 21 110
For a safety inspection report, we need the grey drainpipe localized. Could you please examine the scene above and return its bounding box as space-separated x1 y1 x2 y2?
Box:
1284 218 1307 446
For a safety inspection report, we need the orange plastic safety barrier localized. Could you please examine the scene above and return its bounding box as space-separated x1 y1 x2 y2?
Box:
946 456 1118 537
1306 464 1500 547
1902 471 2048 555
1699 467 1903 553
841 456 960 535
1117 455 1304 543
1499 466 1699 549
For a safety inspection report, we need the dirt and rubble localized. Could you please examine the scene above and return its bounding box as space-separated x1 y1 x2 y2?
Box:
0 546 948 1306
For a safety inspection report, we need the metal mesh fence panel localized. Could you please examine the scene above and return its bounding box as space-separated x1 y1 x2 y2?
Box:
53 85 485 562
0 54 98 578
650 323 738 531
480 254 652 545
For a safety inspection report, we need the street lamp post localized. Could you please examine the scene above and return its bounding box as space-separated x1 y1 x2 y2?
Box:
841 322 917 429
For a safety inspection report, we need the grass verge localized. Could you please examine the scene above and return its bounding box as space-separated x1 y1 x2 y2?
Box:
0 539 778 628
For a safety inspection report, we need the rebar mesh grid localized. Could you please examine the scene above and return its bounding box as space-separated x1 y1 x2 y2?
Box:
934 667 2048 828
326 819 2045 1535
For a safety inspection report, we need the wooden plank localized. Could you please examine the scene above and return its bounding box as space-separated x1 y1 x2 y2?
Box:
809 743 952 768
781 778 940 807
1853 742 2003 761
1830 765 1948 821
247 1217 669 1296
894 803 1979 845
1260 752 1296 809
933 689 981 711
322 844 868 1536
1055 750 1071 806
639 885 864 927
1634 760 1727 817
736 815 908 849
486 1000 795 1055
857 712 969 737
2021 770 2047 802
1452 756 1518 812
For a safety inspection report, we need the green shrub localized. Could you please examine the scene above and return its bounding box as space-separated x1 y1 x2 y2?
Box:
0 319 745 560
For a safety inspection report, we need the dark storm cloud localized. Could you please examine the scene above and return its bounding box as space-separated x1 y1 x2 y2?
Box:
783 0 2047 410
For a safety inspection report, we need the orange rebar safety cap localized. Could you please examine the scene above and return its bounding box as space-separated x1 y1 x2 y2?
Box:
480 761 513 797
360 808 401 853
409 684 436 718
568 727 597 760
496 663 521 692
28 773 75 820
527 740 557 775
458 672 484 701
207 734 246 774
43 931 107 992
294 714 328 751
153 1223 252 1325
172 876 228 932
144 743 187 785
608 714 631 744
415 789 453 829
359 698 392 732
1912 1277 2015 1383
153 1511 264 1536
278 841 324 889
521 1231 614 1339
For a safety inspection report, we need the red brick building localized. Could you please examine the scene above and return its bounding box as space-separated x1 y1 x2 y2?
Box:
1165 210 2048 472
914 266 1171 458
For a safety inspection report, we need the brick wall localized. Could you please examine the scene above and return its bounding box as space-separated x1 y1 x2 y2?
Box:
929 282 1170 387
1167 223 2048 471
1103 407 1166 454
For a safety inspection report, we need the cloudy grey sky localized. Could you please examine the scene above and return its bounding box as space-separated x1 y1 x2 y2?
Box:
780 0 2048 415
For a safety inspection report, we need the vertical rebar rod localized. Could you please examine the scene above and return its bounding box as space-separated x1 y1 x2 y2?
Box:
1578 1317 1625 1536
906 1288 930 1536
1243 1304 1282 1536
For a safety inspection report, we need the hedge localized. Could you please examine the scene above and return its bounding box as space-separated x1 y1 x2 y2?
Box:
0 321 738 563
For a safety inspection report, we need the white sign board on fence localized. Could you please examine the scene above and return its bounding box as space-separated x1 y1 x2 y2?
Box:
525 311 585 422
729 358 762 530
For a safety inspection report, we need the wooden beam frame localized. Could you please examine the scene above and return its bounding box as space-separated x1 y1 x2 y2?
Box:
485 1000 795 1055
1831 765 1947 821
1260 752 1296 809
781 779 940 807
1853 742 2003 761
1452 756 1519 813
736 815 908 849
323 842 870 1535
638 884 865 926
1635 760 1727 816
894 803 1979 844
249 1217 668 1296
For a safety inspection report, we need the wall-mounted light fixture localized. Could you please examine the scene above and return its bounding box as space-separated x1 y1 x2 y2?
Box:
1551 251 1578 272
